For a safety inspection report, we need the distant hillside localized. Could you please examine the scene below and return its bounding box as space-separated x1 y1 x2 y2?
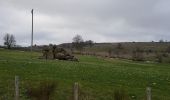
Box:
59 42 170 62
59 42 170 52
3 42 170 62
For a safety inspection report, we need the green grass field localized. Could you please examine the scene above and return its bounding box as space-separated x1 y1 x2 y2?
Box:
0 49 170 100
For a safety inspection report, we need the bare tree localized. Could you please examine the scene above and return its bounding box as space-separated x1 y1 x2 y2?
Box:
52 45 57 59
3 33 16 49
72 35 84 51
73 35 84 43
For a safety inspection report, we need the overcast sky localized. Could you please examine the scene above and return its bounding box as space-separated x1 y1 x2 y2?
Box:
0 0 170 46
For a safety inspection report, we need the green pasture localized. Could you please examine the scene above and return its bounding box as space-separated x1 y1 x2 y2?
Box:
0 49 170 100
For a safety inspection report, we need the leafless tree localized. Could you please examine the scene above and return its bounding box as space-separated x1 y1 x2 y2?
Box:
72 34 84 51
3 33 16 49
73 35 84 43
52 45 57 59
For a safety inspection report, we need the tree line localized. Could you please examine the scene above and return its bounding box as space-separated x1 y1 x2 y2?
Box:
1 33 94 50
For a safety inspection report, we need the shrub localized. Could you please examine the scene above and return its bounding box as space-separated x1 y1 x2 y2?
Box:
166 46 170 53
26 81 57 100
156 53 163 63
132 47 144 61
42 46 50 60
114 88 129 100
162 53 169 57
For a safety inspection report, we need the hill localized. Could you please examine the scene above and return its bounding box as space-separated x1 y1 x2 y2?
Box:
59 42 170 62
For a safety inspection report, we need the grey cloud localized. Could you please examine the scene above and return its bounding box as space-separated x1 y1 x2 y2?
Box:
0 0 170 46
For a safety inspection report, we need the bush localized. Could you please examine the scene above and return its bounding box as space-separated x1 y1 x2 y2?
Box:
132 48 145 61
166 46 170 53
26 81 57 100
114 88 129 100
162 53 169 57
132 52 144 61
156 53 163 63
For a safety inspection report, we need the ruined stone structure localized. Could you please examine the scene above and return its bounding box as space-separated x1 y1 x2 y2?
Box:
42 45 78 61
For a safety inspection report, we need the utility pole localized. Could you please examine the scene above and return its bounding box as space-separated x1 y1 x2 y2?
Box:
31 9 34 52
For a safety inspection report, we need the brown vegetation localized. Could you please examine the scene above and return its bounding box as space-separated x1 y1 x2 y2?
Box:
26 81 56 100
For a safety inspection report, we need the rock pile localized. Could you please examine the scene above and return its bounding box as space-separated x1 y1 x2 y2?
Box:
42 45 78 61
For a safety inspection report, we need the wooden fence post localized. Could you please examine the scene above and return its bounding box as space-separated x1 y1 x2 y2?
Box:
146 87 151 100
74 82 79 100
15 76 19 100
